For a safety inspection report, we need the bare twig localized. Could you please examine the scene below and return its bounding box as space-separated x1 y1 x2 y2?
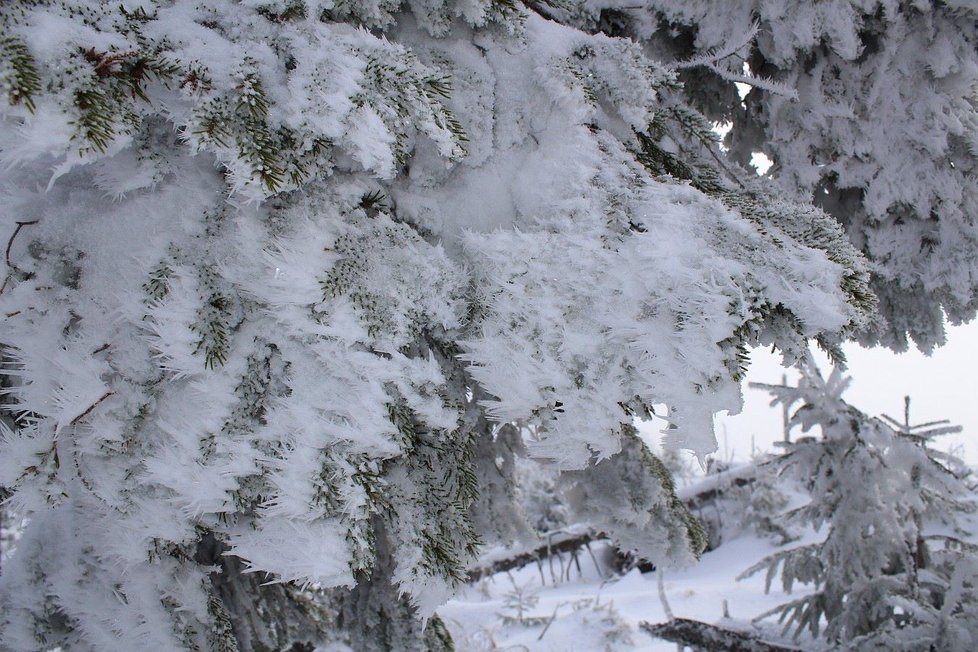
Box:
2 220 40 296
5 220 39 270
536 602 565 641
584 541 606 579
69 391 115 426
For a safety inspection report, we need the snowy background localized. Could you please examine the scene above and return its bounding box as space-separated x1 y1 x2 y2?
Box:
720 321 978 466
439 321 978 650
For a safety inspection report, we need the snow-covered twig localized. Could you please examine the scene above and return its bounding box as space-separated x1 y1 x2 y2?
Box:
671 23 759 71
467 530 600 582
669 22 798 99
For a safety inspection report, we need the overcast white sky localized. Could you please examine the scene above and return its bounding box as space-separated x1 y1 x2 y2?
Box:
715 320 978 466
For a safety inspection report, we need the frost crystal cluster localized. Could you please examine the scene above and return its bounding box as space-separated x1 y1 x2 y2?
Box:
0 0 972 650
636 0 978 350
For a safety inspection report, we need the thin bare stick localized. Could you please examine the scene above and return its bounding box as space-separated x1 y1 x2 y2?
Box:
657 569 674 620
584 541 605 579
537 602 565 641
2 220 40 296
70 391 115 426
5 220 39 270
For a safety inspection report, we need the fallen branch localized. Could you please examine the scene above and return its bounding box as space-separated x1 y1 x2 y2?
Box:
678 464 757 511
640 618 803 652
467 530 598 582
466 464 759 582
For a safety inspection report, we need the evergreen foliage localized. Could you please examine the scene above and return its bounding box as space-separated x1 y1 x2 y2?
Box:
559 426 707 567
741 366 978 649
629 0 978 351
0 0 972 650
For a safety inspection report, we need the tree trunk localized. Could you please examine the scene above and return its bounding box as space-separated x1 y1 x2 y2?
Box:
196 533 327 652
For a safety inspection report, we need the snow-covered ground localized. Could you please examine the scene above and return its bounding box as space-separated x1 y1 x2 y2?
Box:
441 527 820 650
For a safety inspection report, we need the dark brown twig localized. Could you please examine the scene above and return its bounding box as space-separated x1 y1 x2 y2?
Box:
5 220 39 270
69 391 115 426
84 49 139 77
2 220 40 296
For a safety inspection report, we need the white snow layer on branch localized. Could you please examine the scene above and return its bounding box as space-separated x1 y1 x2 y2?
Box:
0 2 875 647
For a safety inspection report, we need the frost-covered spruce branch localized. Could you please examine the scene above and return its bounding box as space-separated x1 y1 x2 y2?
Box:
2 0 973 650
624 0 978 350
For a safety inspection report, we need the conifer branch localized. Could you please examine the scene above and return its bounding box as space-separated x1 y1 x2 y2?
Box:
0 36 41 112
671 23 759 71
703 65 799 100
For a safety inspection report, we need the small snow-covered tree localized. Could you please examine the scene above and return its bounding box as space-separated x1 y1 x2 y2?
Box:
742 366 978 649
0 1 973 650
